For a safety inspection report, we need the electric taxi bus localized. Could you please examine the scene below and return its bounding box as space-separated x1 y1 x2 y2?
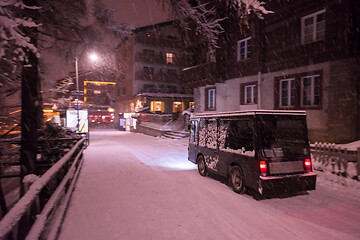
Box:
188 110 317 195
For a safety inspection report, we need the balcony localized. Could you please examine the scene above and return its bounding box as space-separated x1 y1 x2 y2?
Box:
135 71 180 82
135 35 181 49
135 52 187 67
135 53 166 65
182 62 218 85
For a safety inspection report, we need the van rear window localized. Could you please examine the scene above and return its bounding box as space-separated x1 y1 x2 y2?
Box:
256 115 309 158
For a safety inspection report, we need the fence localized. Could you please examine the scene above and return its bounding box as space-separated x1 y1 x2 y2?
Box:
310 142 360 180
0 138 86 240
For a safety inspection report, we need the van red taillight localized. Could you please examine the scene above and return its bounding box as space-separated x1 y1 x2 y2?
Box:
304 158 312 172
260 161 267 176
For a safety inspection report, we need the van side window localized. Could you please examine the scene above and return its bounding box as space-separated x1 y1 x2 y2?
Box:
190 120 199 143
225 120 254 151
205 119 217 149
219 120 229 150
199 119 206 147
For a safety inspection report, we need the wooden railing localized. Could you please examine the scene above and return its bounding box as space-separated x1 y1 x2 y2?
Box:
310 142 360 180
0 138 86 240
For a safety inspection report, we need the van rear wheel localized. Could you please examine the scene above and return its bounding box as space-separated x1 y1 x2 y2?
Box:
229 165 245 194
197 155 208 176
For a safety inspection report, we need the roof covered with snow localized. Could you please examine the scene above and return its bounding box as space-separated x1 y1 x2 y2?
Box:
136 93 193 98
191 110 306 119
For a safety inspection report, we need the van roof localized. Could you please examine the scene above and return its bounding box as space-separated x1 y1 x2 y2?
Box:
191 110 306 119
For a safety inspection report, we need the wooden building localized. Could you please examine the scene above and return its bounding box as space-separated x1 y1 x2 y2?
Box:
182 0 360 143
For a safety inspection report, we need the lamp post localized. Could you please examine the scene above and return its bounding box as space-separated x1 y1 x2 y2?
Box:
75 57 80 133
74 53 99 133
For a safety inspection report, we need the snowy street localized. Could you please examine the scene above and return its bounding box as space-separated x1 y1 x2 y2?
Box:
58 131 360 240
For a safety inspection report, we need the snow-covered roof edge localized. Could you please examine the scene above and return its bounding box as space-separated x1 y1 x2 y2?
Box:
137 93 193 98
191 110 306 119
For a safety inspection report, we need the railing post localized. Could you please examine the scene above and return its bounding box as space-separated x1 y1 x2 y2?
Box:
342 148 348 177
314 142 319 162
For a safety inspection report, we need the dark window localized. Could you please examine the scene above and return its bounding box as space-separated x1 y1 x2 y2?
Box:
143 84 155 92
167 85 177 93
143 67 154 79
256 115 308 158
237 37 252 61
224 120 254 151
143 49 154 56
274 71 322 110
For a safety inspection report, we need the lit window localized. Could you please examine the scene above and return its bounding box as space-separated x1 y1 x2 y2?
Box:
237 37 252 61
173 102 183 113
279 79 296 107
244 85 257 104
150 101 165 112
94 90 101 94
302 75 320 106
166 53 176 64
301 9 326 44
189 102 195 110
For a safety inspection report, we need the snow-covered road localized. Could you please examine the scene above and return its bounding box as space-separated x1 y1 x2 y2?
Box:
58 131 360 240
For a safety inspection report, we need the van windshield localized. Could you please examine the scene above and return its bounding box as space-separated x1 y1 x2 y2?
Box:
256 115 309 158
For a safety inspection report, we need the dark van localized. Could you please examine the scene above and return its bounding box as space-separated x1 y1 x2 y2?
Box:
188 110 316 195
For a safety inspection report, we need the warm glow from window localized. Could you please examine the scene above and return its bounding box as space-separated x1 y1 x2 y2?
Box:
189 102 194 109
150 101 164 112
173 102 184 113
84 81 116 85
166 53 175 64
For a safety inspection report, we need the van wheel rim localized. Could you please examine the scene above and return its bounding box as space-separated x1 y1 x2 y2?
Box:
199 159 205 173
232 170 242 189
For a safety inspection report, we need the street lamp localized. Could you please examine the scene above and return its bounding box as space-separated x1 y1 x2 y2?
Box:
89 53 99 62
75 57 80 133
74 53 99 133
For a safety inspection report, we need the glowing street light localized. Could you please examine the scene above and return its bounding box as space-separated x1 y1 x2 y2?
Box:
89 52 99 62
74 52 99 132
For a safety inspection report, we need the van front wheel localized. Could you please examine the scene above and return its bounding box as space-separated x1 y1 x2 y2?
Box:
197 155 208 176
229 165 245 194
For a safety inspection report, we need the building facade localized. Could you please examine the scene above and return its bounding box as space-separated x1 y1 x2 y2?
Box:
183 0 360 143
115 21 193 125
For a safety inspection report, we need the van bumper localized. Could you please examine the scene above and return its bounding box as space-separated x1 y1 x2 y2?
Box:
258 172 317 195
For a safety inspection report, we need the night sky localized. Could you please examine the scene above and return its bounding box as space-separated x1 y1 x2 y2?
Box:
101 0 172 27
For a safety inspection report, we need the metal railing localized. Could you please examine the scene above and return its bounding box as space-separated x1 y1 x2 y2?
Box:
0 138 86 240
310 142 360 180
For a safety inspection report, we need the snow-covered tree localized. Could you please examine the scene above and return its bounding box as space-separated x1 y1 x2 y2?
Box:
0 0 133 186
0 0 40 97
161 0 272 50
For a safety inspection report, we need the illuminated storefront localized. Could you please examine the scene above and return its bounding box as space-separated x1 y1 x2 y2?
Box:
150 101 165 113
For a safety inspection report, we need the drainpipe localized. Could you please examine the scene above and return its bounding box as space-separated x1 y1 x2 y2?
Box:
257 71 261 109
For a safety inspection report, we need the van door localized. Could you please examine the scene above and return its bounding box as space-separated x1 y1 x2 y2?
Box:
188 119 199 164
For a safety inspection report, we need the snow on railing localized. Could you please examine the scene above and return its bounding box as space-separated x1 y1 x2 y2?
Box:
310 142 360 180
0 138 86 240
